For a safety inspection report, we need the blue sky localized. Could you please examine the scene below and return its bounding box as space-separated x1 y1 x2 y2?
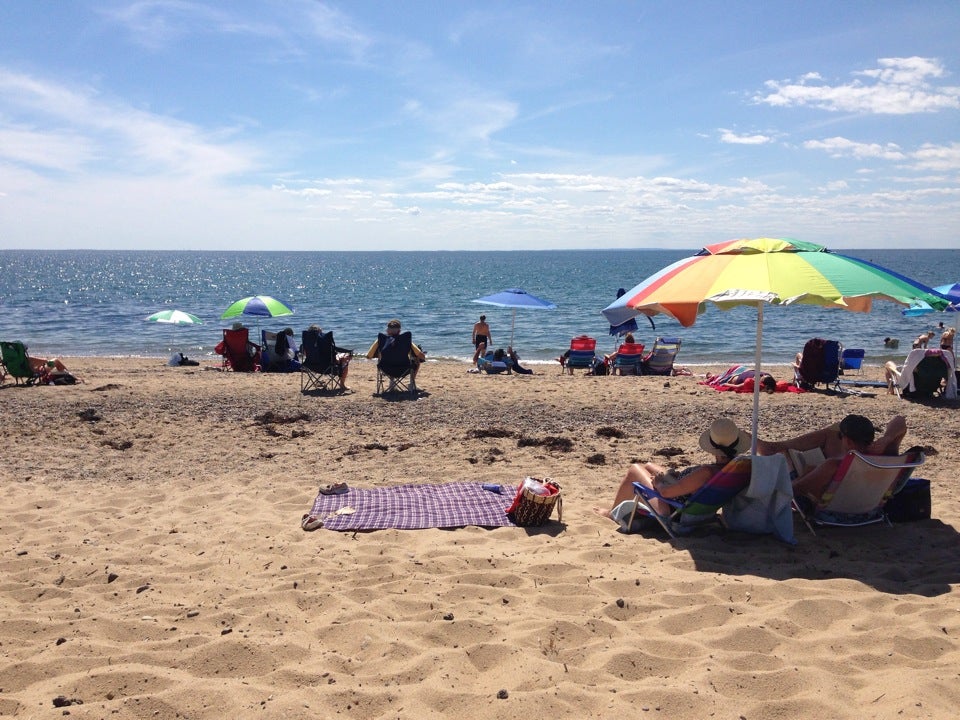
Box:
1 1 958 251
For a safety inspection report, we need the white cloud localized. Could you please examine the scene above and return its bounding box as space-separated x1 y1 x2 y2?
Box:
910 142 960 171
0 69 258 178
755 57 960 114
803 137 960 172
803 137 905 160
719 129 773 145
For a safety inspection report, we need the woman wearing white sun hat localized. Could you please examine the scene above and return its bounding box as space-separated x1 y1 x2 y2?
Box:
593 417 750 518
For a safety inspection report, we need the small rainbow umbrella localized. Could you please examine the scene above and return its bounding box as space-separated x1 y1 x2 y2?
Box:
602 238 951 450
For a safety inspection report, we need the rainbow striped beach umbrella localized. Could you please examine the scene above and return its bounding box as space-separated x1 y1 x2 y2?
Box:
602 238 951 450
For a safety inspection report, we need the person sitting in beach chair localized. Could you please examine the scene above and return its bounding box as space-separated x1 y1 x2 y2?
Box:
593 418 751 535
757 414 908 480
261 327 300 373
793 448 925 530
477 345 512 374
884 347 957 399
301 325 352 392
368 319 425 395
217 324 261 372
794 338 842 392
604 333 645 375
640 337 681 375
1 340 43 385
560 335 597 374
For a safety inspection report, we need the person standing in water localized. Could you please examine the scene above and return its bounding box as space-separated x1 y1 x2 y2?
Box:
472 314 492 364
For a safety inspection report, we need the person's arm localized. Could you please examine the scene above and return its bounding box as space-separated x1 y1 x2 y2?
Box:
756 422 839 457
411 343 426 361
653 465 714 498
793 457 841 502
365 339 379 359
867 416 906 456
471 324 478 344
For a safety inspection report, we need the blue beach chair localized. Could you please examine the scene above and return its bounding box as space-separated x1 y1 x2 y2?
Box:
625 456 753 537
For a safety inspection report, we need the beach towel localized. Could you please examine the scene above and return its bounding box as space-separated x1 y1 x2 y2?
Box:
304 482 518 531
721 454 796 544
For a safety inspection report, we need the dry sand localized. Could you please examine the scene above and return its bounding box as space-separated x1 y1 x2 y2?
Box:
2 357 959 719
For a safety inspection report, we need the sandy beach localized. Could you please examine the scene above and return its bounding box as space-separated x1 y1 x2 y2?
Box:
2 356 959 719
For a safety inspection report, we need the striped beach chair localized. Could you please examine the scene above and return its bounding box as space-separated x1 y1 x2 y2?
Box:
626 456 753 537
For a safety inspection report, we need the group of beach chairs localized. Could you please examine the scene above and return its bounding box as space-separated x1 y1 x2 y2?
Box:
559 335 683 376
794 337 956 400
217 325 418 398
621 447 927 541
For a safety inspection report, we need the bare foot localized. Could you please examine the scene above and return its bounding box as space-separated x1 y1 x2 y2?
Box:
591 506 613 519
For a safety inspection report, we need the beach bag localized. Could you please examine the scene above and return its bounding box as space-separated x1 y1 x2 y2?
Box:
884 478 931 522
506 477 562 527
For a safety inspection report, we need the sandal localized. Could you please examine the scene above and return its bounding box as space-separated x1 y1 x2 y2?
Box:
301 514 323 531
318 482 349 496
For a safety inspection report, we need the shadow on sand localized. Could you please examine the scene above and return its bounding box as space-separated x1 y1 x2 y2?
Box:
637 517 960 597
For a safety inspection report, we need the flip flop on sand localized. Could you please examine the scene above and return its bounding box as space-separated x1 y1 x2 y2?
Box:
318 482 349 495
301 514 323 531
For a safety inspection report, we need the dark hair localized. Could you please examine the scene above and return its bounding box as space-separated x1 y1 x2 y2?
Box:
761 375 776 392
839 414 875 448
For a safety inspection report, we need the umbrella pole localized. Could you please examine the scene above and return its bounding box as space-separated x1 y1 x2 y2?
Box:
510 309 516 348
750 303 764 455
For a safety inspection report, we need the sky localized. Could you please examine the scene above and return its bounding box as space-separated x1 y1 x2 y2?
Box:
1 1 959 251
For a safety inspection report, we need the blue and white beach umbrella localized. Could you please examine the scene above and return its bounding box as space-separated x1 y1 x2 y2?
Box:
473 288 557 347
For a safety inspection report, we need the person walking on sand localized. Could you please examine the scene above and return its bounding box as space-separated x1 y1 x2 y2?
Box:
472 314 492 363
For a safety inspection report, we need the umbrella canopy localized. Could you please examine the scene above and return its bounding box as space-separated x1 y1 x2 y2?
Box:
221 295 294 320
602 238 951 452
145 309 203 325
473 288 556 347
901 283 960 317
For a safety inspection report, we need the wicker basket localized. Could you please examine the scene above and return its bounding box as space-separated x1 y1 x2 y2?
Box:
508 478 562 527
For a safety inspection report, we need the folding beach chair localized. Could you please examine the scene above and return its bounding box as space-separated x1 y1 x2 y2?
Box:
478 350 511 374
561 335 597 374
0 340 41 386
795 338 842 392
219 328 260 372
889 348 957 400
640 337 681 375
905 351 953 399
261 329 298 372
794 450 925 532
611 342 645 375
840 348 865 375
375 331 415 395
300 328 348 393
626 456 753 538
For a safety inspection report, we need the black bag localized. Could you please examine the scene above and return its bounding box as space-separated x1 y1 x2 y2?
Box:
885 478 931 522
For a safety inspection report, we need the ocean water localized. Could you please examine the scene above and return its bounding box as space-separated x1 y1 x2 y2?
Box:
0 249 955 367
